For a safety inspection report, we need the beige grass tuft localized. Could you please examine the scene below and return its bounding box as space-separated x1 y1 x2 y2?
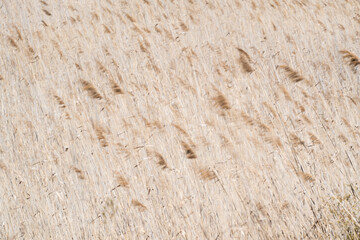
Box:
340 50 360 73
237 48 254 73
71 166 85 180
278 65 304 82
131 200 147 212
8 37 18 49
213 92 231 110
296 171 315 183
154 152 168 170
110 79 124 94
198 167 217 181
115 172 129 188
43 9 52 16
181 141 197 159
81 79 103 99
53 95 66 109
94 125 108 147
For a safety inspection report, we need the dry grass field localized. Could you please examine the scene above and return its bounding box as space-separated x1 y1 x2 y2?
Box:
0 0 360 239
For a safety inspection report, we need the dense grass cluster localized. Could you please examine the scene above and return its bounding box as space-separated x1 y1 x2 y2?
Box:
0 0 359 239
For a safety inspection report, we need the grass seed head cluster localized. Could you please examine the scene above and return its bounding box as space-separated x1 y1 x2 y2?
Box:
0 0 359 239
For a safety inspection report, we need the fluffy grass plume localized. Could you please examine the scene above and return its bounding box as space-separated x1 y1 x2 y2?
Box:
278 65 305 82
81 79 103 99
213 92 231 110
237 48 254 73
181 141 197 159
198 167 217 181
340 50 360 73
131 200 147 212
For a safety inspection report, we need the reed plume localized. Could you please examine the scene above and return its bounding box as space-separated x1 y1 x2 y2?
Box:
94 125 108 147
296 171 315 183
237 48 254 73
81 79 103 99
53 95 66 109
115 172 129 188
340 50 360 73
181 141 197 159
110 79 124 94
43 9 52 16
155 152 168 169
278 65 304 82
71 166 85 179
131 200 147 212
8 37 18 49
213 92 231 110
198 168 217 181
